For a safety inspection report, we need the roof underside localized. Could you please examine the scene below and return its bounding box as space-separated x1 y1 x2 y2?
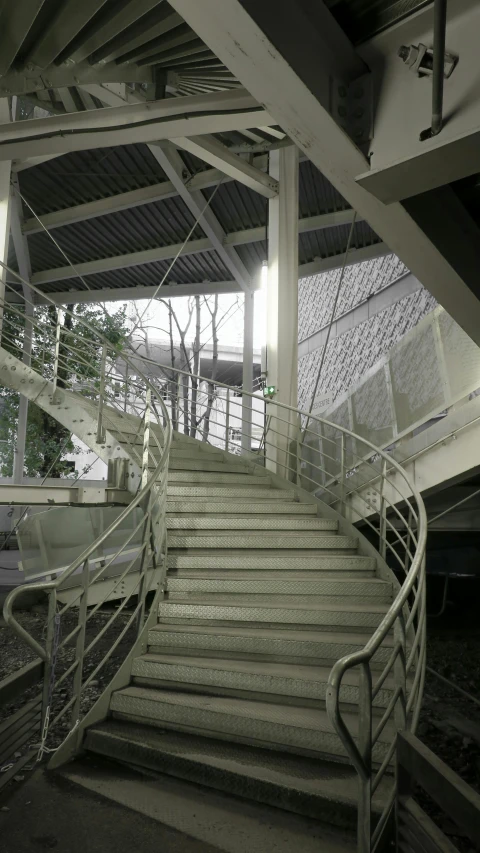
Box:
0 0 430 302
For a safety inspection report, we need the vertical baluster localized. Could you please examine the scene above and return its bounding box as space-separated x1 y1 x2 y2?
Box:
41 590 58 730
51 309 62 400
142 388 151 488
96 343 107 444
136 497 152 634
358 662 373 853
340 433 346 517
394 613 407 732
71 558 89 727
225 388 230 451
378 457 387 560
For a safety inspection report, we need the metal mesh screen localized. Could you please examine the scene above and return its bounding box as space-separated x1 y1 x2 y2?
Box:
437 310 480 403
389 320 445 434
351 365 394 447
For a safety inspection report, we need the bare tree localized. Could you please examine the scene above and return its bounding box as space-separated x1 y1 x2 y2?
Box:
201 294 219 442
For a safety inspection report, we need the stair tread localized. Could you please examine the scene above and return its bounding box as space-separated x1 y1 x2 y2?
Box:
162 595 388 611
135 653 394 688
149 623 394 645
112 686 394 741
86 721 390 813
167 570 388 583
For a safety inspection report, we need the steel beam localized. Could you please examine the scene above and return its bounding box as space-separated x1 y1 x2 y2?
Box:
25 0 110 69
21 280 240 306
22 168 228 233
148 143 253 292
356 1 480 203
96 12 184 65
0 89 274 160
68 0 165 64
0 100 11 340
0 60 153 98
174 135 279 198
0 484 131 506
299 242 388 279
166 0 480 344
31 237 213 285
28 235 383 291
0 0 46 76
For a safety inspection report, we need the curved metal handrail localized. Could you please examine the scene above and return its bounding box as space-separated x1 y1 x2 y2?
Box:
0 264 173 761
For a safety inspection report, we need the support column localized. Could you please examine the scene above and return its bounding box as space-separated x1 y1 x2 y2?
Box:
266 146 299 476
10 177 34 485
241 289 254 454
0 99 12 341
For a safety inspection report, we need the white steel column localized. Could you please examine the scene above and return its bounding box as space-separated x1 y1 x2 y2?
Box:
0 99 12 341
10 178 34 485
266 146 299 476
241 289 254 454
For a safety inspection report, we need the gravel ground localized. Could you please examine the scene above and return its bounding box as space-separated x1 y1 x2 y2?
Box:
416 631 480 852
0 603 134 768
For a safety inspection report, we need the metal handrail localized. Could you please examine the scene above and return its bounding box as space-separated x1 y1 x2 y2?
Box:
128 357 427 853
0 267 173 763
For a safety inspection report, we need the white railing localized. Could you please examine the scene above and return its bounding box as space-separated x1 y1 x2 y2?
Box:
0 270 172 770
128 357 427 853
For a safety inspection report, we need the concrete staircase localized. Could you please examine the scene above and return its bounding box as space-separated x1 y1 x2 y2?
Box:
84 433 394 829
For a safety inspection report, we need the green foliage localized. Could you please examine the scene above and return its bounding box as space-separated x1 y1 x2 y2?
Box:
0 302 128 478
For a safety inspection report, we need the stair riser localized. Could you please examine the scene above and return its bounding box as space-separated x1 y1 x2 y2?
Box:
168 473 269 484
169 460 253 473
158 603 386 629
166 502 317 515
167 488 295 498
110 698 389 762
166 555 376 572
131 661 392 708
166 579 391 598
84 730 359 829
148 643 390 669
167 536 357 550
166 518 336 531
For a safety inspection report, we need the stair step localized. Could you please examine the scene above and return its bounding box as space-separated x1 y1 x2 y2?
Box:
166 554 376 574
110 686 393 761
148 624 393 666
170 446 224 458
132 653 394 708
85 722 386 829
158 598 388 630
166 517 336 531
166 501 318 514
167 487 295 498
168 472 269 484
167 574 391 599
168 459 253 473
167 534 356 550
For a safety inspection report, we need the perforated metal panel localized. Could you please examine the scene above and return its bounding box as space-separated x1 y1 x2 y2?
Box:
388 321 445 434
438 310 480 402
351 366 394 447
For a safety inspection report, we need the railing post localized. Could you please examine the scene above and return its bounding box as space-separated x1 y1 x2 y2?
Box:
51 308 62 400
394 613 408 733
96 343 107 444
141 388 151 488
340 433 346 518
71 558 89 727
41 590 58 730
378 457 388 560
358 662 373 853
225 388 230 451
136 497 153 634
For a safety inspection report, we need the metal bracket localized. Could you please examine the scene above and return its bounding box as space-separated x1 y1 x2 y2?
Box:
330 73 373 148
